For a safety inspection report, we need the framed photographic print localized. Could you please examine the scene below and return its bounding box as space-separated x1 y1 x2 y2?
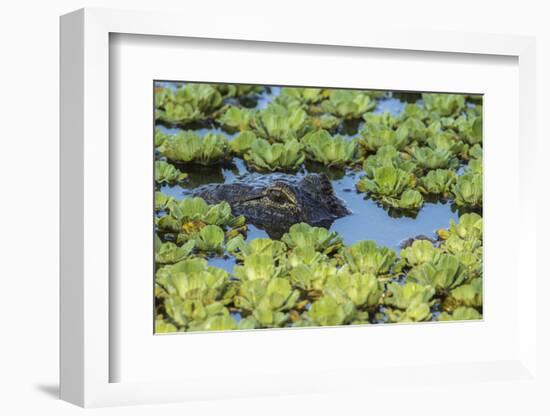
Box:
152 81 483 334
60 7 541 409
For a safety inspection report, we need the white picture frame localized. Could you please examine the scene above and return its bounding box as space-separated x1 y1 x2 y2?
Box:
60 7 540 408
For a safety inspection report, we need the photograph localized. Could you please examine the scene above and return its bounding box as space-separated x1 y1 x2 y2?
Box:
153 82 483 333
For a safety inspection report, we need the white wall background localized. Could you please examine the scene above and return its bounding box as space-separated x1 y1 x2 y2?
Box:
0 0 547 414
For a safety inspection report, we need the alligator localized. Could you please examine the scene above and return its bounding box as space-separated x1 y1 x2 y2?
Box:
192 173 351 238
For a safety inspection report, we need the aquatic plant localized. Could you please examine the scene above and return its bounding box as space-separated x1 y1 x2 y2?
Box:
164 299 232 329
412 146 459 170
442 278 482 311
356 166 415 197
362 146 417 177
156 259 236 329
386 302 432 323
422 93 466 117
156 84 223 125
310 114 341 131
253 103 308 142
286 246 328 268
448 213 483 241
281 223 343 255
280 87 324 104
453 172 482 208
235 277 300 328
343 240 397 276
229 131 256 155
302 130 357 167
304 296 355 326
218 106 253 132
363 112 398 129
215 84 264 99
155 160 188 184
399 117 428 143
325 272 382 309
401 103 429 121
188 314 238 332
158 131 228 165
226 235 287 261
155 318 178 333
426 132 466 156
455 114 483 145
380 189 424 210
156 258 230 303
233 254 284 281
399 240 442 268
469 144 483 160
438 306 482 321
288 262 339 293
155 191 174 211
359 124 409 152
155 240 195 264
192 224 226 252
384 281 436 310
167 197 242 228
155 128 171 147
322 90 376 119
407 254 467 292
245 138 305 171
418 169 457 196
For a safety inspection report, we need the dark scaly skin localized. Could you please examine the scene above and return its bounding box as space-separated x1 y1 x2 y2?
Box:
192 173 351 238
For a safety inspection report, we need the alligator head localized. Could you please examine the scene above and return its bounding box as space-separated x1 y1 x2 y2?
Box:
192 173 351 238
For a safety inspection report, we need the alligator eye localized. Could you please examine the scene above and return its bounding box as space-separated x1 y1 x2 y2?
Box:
268 189 288 204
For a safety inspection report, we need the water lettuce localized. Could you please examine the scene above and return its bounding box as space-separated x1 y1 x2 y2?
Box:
418 169 456 196
384 281 435 310
227 235 287 261
233 254 284 281
412 146 459 170
155 160 187 184
155 240 195 264
453 172 482 208
359 124 409 152
302 130 357 167
158 131 229 165
438 306 482 321
281 223 343 254
218 106 253 131
386 302 432 323
322 90 376 119
362 146 417 177
253 103 308 142
443 278 482 311
245 138 305 171
343 240 397 276
280 87 324 104
156 84 223 125
325 272 382 309
305 296 355 326
422 93 466 117
407 254 467 292
167 197 241 227
235 278 300 327
229 131 256 155
192 224 226 252
400 239 441 267
380 189 424 210
356 166 415 197
288 262 339 293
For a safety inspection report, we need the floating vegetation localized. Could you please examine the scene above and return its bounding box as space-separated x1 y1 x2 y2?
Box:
154 82 483 333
